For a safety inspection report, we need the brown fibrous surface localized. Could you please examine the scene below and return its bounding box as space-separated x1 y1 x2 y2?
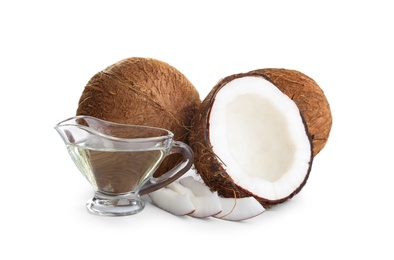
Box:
76 57 201 176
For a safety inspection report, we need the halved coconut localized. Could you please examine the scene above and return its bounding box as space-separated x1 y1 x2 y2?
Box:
189 73 313 208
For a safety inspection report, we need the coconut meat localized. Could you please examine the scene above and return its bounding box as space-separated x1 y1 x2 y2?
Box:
209 76 311 201
214 196 265 221
149 176 265 220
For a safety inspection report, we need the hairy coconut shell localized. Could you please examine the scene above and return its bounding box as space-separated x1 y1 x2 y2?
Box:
189 72 313 208
250 68 332 156
76 57 200 176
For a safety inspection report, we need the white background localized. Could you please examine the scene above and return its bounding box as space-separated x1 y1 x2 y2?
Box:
1 0 393 259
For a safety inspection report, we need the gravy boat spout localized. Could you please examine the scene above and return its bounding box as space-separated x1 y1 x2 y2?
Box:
54 116 105 148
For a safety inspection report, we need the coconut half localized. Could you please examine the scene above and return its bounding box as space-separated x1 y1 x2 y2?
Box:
190 73 313 207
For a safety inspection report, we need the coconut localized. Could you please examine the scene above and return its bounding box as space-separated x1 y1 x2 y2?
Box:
76 57 201 176
149 187 195 216
149 175 265 220
214 196 265 221
189 72 314 208
250 68 332 156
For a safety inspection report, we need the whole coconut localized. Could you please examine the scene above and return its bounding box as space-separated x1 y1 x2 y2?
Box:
76 57 201 176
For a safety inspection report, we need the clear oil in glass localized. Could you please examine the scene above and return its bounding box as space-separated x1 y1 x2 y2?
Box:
67 145 166 194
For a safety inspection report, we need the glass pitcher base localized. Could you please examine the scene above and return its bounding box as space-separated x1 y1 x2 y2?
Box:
86 192 145 216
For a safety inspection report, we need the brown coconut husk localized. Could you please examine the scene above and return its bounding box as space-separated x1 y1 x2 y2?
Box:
189 72 313 208
76 57 201 177
250 68 332 156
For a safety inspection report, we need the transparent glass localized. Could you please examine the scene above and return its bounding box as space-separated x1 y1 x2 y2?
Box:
55 115 194 216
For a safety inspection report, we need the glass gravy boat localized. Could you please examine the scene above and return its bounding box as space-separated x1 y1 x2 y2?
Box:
55 115 193 216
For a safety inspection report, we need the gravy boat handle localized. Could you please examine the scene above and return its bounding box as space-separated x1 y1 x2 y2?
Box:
139 141 194 195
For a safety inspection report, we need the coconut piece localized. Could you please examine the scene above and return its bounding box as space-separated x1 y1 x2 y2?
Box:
177 176 263 220
148 187 195 216
190 73 313 208
167 182 194 197
176 177 222 218
214 197 265 221
250 68 332 156
150 176 263 220
179 176 213 196
76 57 201 177
188 194 222 218
150 178 222 218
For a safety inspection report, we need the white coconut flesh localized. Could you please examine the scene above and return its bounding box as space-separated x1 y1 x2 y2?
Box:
179 176 222 218
209 76 312 201
148 187 195 216
215 196 265 221
149 176 265 220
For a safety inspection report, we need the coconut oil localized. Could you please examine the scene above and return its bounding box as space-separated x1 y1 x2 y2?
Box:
67 145 166 194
